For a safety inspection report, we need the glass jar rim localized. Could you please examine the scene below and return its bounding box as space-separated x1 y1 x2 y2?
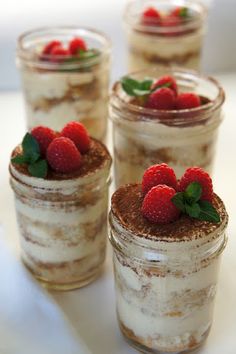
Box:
110 68 225 126
109 210 228 265
123 0 207 35
17 26 111 70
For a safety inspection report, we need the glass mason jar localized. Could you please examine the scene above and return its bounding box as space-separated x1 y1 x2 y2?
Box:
110 68 225 187
16 27 111 141
124 0 207 71
9 144 112 290
109 187 228 354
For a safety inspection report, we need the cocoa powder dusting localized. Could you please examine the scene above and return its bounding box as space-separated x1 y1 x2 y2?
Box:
111 184 228 242
11 137 111 180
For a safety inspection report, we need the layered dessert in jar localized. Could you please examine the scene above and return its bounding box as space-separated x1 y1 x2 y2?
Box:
110 68 225 187
16 27 111 141
9 122 112 290
109 163 228 353
124 0 207 71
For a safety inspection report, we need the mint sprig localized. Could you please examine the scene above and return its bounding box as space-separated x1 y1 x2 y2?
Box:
179 7 189 18
121 77 153 97
28 159 48 178
63 49 99 63
11 133 48 178
121 76 172 101
172 182 220 223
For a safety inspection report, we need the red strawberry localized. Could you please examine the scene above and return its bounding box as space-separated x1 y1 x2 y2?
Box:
142 7 161 26
176 93 201 109
146 87 175 110
178 167 213 202
61 121 90 154
46 137 82 173
42 40 62 55
141 185 180 224
142 163 177 194
69 37 87 55
152 75 178 96
31 126 57 156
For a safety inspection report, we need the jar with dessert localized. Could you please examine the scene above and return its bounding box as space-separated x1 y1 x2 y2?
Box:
124 0 207 71
9 122 112 290
16 27 111 141
109 163 228 354
110 68 225 187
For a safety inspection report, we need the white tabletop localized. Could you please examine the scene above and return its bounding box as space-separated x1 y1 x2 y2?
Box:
0 72 236 353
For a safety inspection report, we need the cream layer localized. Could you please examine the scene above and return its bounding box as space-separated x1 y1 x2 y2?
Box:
113 113 220 183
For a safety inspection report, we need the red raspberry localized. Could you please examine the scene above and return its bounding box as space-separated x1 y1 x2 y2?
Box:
69 37 87 55
142 163 177 194
161 14 181 28
176 93 201 110
178 167 213 202
50 45 70 62
152 75 178 96
146 87 176 110
46 137 82 173
141 185 180 224
31 126 57 156
42 40 62 55
142 7 161 26
61 121 90 154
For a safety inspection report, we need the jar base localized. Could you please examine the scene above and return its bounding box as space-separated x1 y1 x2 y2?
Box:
119 320 209 354
22 259 103 291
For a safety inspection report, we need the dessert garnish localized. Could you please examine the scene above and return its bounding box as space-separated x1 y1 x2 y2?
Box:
142 163 178 194
121 75 202 110
46 137 81 173
141 6 190 27
42 40 62 55
11 133 48 178
153 75 178 96
141 7 161 26
31 126 57 156
176 93 201 109
170 6 189 19
61 121 90 153
142 184 180 224
146 87 175 110
141 164 220 224
11 121 91 177
40 37 99 62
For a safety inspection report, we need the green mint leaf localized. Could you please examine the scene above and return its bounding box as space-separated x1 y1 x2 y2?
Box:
121 77 141 96
121 77 154 97
184 182 202 204
28 159 48 178
198 200 221 223
185 203 201 218
11 155 28 164
78 49 99 60
63 49 99 63
22 133 40 163
171 192 186 212
179 7 189 18
139 79 153 91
